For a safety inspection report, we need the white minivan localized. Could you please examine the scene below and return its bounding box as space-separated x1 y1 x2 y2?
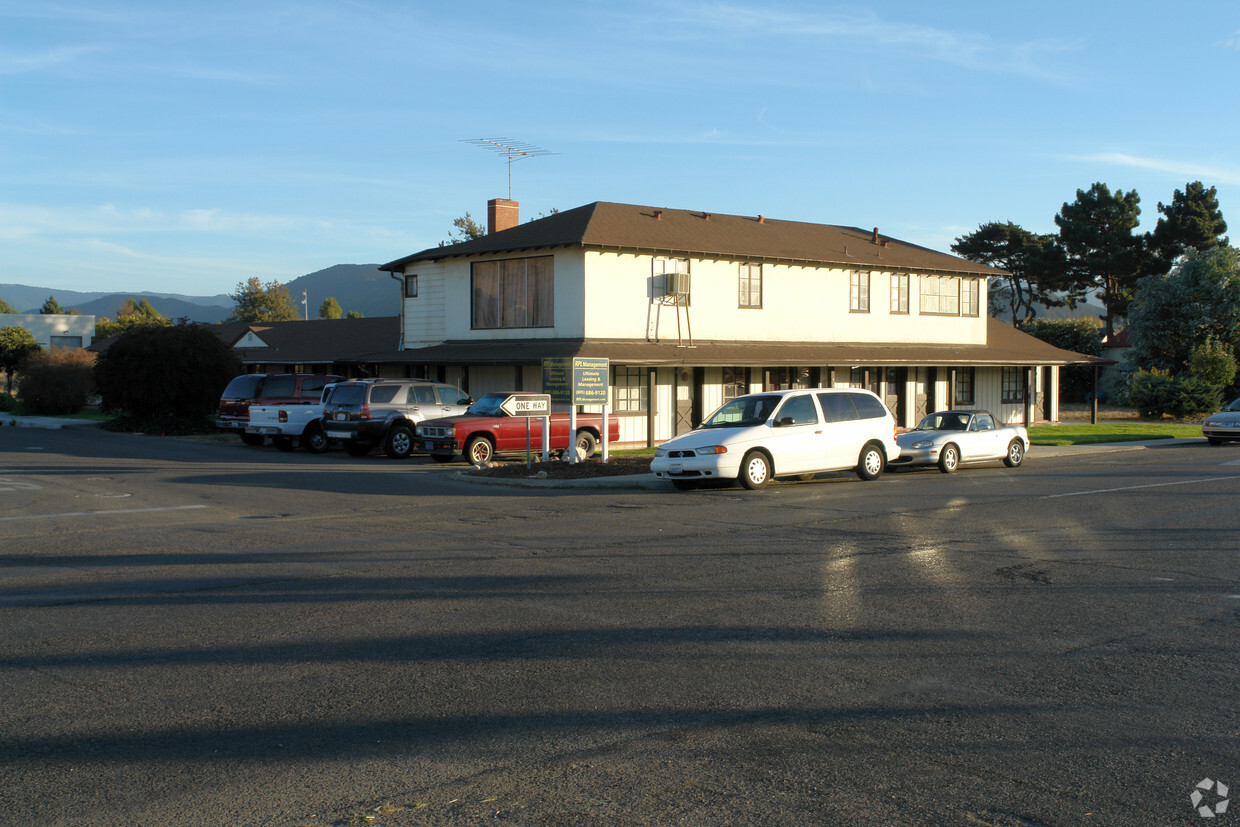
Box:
650 388 901 490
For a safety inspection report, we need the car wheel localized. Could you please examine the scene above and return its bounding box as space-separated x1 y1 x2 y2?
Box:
240 433 264 447
465 435 494 465
937 443 959 474
273 436 295 452
384 425 413 459
1003 439 1025 467
343 441 371 457
739 450 771 490
302 426 330 454
671 479 700 491
574 429 598 458
856 443 885 480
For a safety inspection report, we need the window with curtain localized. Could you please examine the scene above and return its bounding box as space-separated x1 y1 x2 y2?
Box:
962 278 980 316
471 256 554 329
920 275 961 315
890 273 909 314
739 263 762 308
850 270 870 312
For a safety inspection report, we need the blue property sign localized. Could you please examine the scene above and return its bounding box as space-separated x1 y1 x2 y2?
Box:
542 357 609 405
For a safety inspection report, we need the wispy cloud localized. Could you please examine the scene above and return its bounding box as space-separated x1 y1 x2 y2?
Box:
1220 30 1240 50
1075 152 1240 186
0 44 98 75
643 1 1080 82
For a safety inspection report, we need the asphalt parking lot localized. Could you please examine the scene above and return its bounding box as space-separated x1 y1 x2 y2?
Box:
1 425 1238 825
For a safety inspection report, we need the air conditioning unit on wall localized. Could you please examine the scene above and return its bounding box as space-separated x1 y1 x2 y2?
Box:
662 272 690 298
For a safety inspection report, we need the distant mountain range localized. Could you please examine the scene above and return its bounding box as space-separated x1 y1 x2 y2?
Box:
0 264 400 323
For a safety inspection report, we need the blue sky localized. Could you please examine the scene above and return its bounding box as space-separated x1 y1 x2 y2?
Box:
3 1 1238 296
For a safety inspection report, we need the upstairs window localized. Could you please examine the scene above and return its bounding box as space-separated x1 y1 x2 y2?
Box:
471 255 554 329
739 263 762 309
962 278 980 316
890 274 909 314
920 275 961 315
850 270 870 313
404 274 418 298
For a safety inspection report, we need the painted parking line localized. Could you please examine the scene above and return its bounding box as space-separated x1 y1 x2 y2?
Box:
0 504 209 522
1041 475 1239 499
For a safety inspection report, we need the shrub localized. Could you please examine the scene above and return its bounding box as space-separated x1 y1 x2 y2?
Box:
0 391 17 412
1187 338 1238 390
94 322 241 432
1126 367 1223 419
16 347 95 414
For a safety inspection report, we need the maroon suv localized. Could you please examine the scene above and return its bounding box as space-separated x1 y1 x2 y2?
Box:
217 372 345 445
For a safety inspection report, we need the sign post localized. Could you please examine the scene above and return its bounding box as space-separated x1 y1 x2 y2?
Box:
498 393 552 467
542 357 610 464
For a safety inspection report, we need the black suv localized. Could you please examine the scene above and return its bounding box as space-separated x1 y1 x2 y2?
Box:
321 380 472 458
217 372 344 445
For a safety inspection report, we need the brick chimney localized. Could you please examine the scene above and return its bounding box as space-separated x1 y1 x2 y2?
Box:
488 198 519 234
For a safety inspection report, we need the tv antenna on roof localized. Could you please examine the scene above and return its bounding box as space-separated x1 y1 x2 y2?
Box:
462 137 557 199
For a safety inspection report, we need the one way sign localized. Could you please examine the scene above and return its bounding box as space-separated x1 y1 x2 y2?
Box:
499 393 552 417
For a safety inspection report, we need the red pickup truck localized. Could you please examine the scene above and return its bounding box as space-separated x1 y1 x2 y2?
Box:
416 392 621 464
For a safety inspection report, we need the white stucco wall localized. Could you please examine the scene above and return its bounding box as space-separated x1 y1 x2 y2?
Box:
399 248 988 348
581 251 988 345
0 313 95 348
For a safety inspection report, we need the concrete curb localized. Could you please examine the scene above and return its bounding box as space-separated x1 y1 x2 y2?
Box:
2 415 101 430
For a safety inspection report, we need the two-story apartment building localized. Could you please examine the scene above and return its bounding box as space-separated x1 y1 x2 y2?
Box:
379 200 1100 445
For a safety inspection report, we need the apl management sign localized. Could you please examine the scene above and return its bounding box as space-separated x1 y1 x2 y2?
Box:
541 357 609 405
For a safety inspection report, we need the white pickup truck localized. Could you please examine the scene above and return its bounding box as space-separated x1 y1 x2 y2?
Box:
245 384 338 453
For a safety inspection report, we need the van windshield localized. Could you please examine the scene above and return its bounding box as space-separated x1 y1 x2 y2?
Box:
701 395 780 428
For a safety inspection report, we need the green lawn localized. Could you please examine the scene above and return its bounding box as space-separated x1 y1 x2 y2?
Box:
1027 422 1202 446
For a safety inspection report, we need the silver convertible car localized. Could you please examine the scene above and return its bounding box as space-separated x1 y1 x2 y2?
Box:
1202 397 1240 444
890 410 1029 473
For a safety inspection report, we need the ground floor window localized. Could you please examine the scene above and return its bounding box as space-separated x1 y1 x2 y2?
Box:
764 367 810 390
955 367 975 405
722 367 748 402
613 366 647 412
1002 367 1024 403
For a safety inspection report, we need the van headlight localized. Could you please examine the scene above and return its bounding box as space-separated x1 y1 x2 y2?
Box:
700 445 727 455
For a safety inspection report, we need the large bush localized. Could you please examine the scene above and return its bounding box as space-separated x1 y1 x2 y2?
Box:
1126 367 1222 419
16 347 95 414
94 322 241 432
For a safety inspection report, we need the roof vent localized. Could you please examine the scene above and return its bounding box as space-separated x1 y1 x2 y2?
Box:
757 215 765 224
702 212 711 221
872 227 880 244
653 209 663 220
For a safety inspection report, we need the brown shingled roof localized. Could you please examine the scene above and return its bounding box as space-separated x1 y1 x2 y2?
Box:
374 319 1107 368
381 202 1004 277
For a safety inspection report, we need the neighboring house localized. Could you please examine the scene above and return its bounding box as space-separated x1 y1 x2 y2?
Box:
1100 327 1136 399
212 316 401 376
0 313 95 349
376 200 1105 445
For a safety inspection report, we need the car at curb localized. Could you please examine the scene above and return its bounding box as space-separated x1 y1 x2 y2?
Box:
321 380 472 458
1202 397 1240 444
890 410 1028 473
217 373 344 445
650 388 900 490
